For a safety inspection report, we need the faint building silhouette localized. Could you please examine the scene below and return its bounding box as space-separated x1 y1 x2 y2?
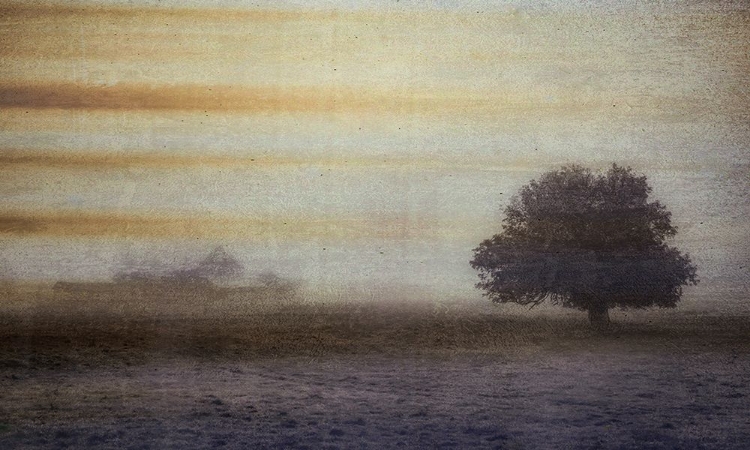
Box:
191 246 245 284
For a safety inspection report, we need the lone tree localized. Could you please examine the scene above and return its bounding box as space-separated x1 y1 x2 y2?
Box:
470 164 697 328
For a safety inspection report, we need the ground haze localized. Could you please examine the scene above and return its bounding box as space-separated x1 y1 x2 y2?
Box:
1 287 749 449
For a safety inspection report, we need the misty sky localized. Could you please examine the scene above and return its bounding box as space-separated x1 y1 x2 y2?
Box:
1 1 748 308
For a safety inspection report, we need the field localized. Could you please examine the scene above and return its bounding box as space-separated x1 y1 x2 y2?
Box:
1 285 749 449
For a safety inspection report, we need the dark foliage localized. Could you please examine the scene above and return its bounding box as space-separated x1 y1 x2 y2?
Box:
470 164 698 319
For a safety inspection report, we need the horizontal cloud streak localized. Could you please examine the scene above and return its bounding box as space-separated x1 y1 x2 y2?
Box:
0 150 736 174
0 211 461 240
0 82 681 116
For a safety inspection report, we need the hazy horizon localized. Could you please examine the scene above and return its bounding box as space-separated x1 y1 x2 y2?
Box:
1 1 748 312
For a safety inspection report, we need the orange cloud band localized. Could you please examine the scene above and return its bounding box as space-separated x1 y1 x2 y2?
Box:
0 211 445 240
0 150 546 172
0 83 478 114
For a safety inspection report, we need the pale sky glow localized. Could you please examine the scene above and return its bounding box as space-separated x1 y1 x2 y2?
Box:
0 1 748 308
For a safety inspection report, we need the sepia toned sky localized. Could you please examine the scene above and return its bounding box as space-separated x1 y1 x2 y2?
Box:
1 1 748 306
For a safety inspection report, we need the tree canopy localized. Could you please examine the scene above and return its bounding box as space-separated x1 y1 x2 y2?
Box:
470 164 698 325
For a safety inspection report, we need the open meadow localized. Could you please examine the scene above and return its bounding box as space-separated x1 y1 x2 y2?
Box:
1 285 749 449
2 1 749 449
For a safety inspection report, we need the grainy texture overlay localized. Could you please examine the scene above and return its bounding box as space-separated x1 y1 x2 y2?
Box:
0 1 748 449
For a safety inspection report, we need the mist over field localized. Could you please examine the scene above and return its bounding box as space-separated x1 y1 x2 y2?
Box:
1 0 749 448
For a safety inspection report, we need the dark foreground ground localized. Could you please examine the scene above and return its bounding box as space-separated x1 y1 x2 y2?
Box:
1 299 749 449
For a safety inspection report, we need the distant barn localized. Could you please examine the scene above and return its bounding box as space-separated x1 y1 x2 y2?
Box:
52 246 246 300
191 246 245 284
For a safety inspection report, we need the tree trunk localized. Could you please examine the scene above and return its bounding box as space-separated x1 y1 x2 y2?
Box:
587 305 610 329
